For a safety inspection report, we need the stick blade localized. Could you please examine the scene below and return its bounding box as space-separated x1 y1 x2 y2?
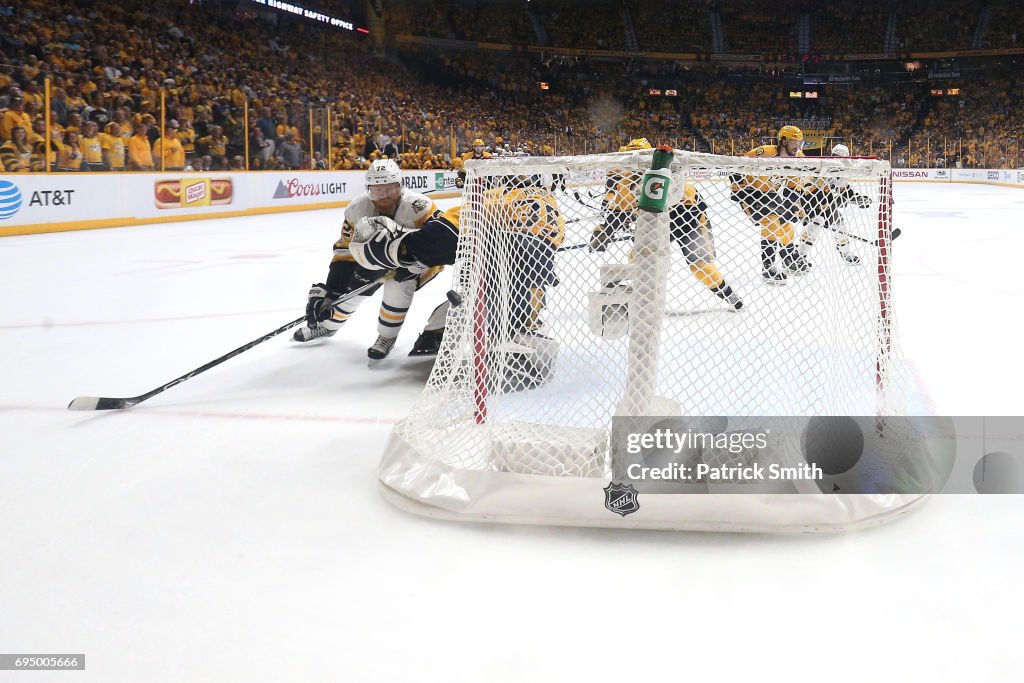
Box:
67 396 132 411
891 227 902 240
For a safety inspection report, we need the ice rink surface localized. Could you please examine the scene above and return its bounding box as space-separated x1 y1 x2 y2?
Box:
1 182 1022 681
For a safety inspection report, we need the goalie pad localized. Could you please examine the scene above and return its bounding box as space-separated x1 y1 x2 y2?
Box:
498 332 559 392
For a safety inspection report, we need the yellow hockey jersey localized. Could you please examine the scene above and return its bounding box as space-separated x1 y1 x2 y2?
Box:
735 144 807 193
604 170 642 212
483 185 565 247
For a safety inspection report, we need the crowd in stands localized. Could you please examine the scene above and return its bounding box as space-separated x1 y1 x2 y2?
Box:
986 0 1024 50
0 0 1021 174
718 0 796 55
809 1 890 56
628 0 710 53
892 0 977 52
387 0 1007 56
535 0 629 51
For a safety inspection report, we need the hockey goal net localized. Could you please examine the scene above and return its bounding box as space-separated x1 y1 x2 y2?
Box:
378 148 922 531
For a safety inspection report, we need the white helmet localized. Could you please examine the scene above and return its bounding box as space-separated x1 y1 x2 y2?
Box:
366 159 401 186
831 144 851 157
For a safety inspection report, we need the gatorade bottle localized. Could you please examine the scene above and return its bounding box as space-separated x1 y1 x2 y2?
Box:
637 145 674 213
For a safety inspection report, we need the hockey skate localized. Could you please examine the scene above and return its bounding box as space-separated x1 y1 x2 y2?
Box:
408 329 444 357
708 283 743 310
368 334 396 362
837 243 861 265
781 245 813 274
762 267 788 285
292 324 338 342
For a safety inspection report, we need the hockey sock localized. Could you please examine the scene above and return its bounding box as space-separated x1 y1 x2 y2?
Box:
798 217 825 255
709 282 734 301
780 243 798 265
761 239 776 271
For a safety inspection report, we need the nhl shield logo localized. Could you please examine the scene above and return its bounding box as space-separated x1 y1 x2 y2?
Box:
604 482 639 517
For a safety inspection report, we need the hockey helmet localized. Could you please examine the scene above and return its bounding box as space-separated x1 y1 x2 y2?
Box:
620 137 653 152
831 143 851 157
472 138 485 147
366 159 401 186
778 125 804 142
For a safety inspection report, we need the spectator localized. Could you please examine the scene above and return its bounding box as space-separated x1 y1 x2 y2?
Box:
197 125 227 169
277 131 303 170
128 122 155 171
249 126 272 169
1 97 30 140
177 119 197 164
57 130 84 171
83 92 111 128
0 126 34 172
153 120 186 171
102 122 127 171
80 121 106 171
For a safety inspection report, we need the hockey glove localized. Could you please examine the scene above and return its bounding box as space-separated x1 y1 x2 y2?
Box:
305 283 342 327
350 215 421 272
854 193 872 209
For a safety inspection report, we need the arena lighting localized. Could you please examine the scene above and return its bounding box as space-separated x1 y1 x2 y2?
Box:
249 0 361 31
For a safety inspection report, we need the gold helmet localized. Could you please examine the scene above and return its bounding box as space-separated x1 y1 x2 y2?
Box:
472 138 485 147
620 137 653 152
778 125 804 142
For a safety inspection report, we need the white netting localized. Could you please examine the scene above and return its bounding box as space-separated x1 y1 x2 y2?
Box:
378 149 914 530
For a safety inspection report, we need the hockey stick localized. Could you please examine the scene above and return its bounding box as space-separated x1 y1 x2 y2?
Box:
67 277 384 411
570 189 604 212
825 225 902 246
565 212 602 226
558 233 634 253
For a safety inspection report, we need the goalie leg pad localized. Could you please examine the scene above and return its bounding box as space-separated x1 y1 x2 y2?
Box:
423 301 450 333
500 332 559 392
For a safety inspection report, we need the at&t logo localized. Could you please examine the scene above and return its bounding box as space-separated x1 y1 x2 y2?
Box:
0 180 22 220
